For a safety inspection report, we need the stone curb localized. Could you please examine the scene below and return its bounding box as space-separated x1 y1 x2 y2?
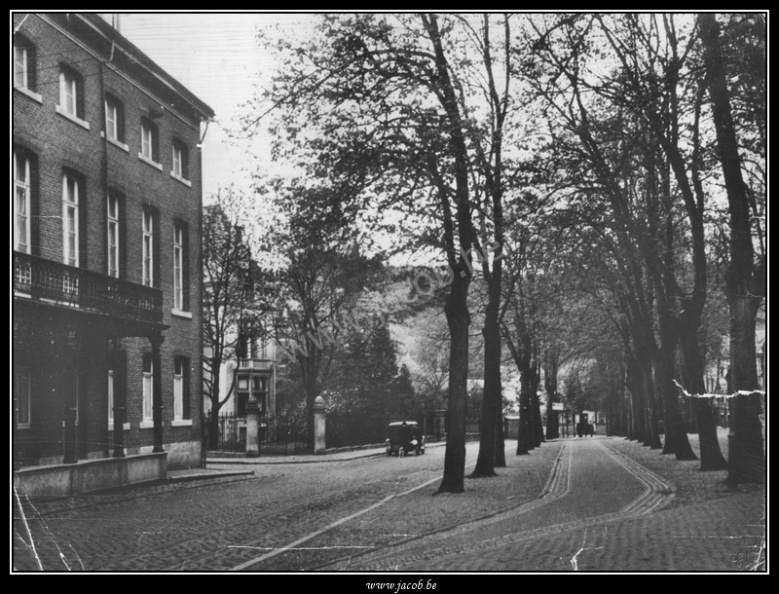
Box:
167 470 256 482
205 441 448 465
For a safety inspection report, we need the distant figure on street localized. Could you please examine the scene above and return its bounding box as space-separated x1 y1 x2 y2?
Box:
587 423 595 437
400 421 410 451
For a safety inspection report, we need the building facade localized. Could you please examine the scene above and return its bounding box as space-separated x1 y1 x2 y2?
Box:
13 13 214 488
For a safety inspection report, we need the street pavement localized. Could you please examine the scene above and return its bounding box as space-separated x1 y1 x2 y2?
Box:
323 438 765 572
12 437 766 573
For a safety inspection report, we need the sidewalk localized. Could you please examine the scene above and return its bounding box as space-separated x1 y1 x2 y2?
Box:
171 441 447 480
206 442 426 465
15 442 446 518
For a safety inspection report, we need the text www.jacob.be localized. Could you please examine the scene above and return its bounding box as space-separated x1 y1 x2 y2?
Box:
367 581 437 593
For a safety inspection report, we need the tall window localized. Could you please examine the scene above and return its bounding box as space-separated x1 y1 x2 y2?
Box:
107 369 115 425
105 95 125 143
171 140 189 180
140 118 159 163
142 355 153 421
142 210 154 287
59 66 83 118
62 173 80 267
14 151 31 254
253 376 268 414
173 222 187 310
173 358 186 420
107 193 120 278
14 44 28 88
14 42 34 90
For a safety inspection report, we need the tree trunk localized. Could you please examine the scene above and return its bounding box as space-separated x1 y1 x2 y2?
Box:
625 354 641 441
639 356 662 448
424 12 475 495
692 398 728 470
516 371 532 455
729 297 760 391
544 351 560 439
494 393 506 467
438 274 470 494
471 316 500 477
545 393 560 440
207 367 222 449
680 327 728 470
656 333 697 460
699 13 763 393
529 368 544 448
207 410 220 450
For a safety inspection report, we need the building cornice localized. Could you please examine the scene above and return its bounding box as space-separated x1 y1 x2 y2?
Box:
33 13 214 134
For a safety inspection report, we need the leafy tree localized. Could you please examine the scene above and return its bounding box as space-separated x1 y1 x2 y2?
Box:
248 14 484 493
527 14 710 460
698 13 766 393
392 364 418 418
262 186 382 450
202 189 268 448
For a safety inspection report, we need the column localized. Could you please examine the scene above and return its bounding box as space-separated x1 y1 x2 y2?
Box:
62 329 78 464
150 333 165 453
111 341 126 458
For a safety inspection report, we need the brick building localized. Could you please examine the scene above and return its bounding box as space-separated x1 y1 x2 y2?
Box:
12 13 214 494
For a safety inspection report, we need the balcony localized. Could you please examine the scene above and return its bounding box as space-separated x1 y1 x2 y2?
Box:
13 252 163 325
238 358 273 371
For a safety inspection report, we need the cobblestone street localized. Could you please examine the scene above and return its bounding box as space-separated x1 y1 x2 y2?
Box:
13 437 766 573
325 439 765 572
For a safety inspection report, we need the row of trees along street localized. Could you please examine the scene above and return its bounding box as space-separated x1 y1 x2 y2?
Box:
202 14 765 493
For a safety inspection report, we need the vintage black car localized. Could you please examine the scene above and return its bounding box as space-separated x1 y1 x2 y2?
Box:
385 421 425 456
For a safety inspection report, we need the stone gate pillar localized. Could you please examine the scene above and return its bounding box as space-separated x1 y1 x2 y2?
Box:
246 398 260 457
313 395 326 454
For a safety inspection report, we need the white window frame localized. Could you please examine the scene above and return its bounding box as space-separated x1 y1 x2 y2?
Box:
59 68 78 117
142 356 153 422
108 369 115 424
142 210 154 287
107 194 119 278
105 97 119 141
173 224 184 310
173 359 184 420
172 143 183 178
14 151 31 254
62 173 79 267
14 44 28 90
141 120 157 163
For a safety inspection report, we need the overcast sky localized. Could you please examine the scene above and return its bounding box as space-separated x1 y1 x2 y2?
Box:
112 12 320 198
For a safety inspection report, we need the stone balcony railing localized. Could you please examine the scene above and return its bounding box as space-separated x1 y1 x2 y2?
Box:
13 251 163 324
238 358 274 371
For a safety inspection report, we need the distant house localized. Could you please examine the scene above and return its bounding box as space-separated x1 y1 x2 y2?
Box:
204 336 279 446
13 13 214 495
201 213 278 448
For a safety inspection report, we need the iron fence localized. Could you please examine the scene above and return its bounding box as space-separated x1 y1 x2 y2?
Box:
204 411 309 455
